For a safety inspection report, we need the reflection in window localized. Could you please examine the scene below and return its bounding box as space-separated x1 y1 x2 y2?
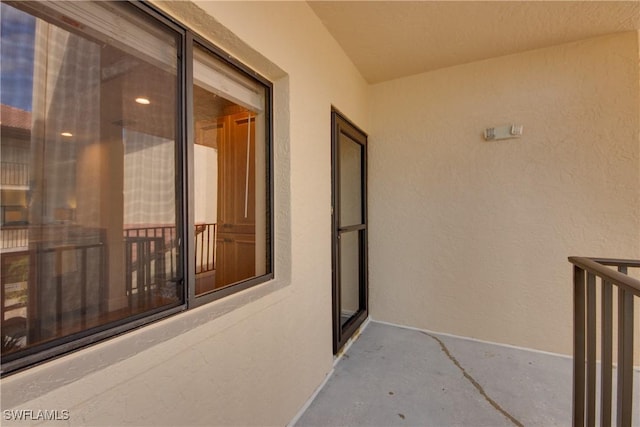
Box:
192 45 268 295
0 2 182 358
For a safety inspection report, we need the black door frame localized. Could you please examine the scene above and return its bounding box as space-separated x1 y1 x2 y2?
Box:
331 108 368 354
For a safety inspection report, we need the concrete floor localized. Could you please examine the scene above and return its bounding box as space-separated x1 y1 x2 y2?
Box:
294 321 639 427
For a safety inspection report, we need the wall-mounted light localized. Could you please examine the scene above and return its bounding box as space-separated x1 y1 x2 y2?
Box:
484 124 523 141
135 97 150 105
61 132 73 137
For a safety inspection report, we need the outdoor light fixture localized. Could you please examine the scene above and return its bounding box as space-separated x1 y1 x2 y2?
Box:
135 97 150 105
61 132 73 137
484 124 523 141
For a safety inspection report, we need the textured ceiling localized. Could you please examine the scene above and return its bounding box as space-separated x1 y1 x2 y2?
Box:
308 1 640 83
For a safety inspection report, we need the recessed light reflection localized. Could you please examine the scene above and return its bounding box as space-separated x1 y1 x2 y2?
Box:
61 132 73 137
135 97 150 105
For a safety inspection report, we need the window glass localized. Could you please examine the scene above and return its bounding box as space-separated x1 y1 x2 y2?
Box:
192 45 268 295
0 2 182 358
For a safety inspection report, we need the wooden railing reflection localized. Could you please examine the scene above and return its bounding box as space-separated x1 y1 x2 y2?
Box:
123 223 216 296
195 223 216 274
1 223 216 354
1 229 107 353
124 225 178 307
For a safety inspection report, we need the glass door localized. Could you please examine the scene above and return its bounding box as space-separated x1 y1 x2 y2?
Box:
331 109 368 353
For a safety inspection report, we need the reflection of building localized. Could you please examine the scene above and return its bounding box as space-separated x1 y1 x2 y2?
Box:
0 5 183 352
1 104 32 348
1 104 30 228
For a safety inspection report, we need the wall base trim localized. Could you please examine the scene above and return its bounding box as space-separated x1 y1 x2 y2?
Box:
370 318 573 359
371 318 640 371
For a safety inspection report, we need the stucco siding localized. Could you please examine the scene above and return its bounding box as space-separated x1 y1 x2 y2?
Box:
369 32 640 360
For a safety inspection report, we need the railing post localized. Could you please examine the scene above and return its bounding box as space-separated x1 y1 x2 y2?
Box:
616 287 633 427
573 265 586 427
600 280 613 427
585 273 596 427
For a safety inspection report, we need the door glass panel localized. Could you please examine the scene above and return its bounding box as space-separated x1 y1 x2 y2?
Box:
332 111 367 354
339 230 360 326
339 133 362 227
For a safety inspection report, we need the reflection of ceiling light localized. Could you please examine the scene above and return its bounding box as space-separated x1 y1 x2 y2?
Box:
135 97 150 105
61 132 73 137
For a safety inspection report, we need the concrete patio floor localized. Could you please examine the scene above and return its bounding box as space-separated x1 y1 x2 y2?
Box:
294 321 639 427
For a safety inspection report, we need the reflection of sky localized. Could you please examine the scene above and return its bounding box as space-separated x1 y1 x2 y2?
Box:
1 3 35 111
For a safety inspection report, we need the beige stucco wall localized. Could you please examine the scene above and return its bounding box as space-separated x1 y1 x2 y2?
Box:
1 2 368 426
369 32 640 359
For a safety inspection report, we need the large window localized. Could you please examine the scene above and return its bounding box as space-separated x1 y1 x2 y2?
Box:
0 1 272 374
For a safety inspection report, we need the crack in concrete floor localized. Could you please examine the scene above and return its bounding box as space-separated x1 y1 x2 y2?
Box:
420 331 525 427
295 322 584 426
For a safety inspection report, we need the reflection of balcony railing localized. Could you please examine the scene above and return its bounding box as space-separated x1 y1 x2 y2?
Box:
124 225 179 307
1 235 107 354
1 162 29 187
1 223 216 355
1 226 29 251
195 223 216 274
122 223 216 290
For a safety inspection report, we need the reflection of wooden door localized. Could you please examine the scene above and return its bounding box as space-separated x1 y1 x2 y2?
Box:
216 233 255 286
215 112 256 288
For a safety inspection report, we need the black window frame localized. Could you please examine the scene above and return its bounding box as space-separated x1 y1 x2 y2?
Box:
185 32 274 308
0 0 274 376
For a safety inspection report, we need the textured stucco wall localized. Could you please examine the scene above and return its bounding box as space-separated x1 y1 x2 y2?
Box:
369 32 640 359
1 2 368 426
